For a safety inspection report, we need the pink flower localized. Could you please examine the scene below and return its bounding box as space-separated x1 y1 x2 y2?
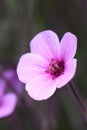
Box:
3 69 24 95
17 30 77 100
0 79 17 118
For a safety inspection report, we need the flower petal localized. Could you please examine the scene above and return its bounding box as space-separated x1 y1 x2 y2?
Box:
25 74 57 100
60 32 77 61
17 53 48 83
3 69 24 95
56 59 77 88
0 93 17 118
30 30 60 60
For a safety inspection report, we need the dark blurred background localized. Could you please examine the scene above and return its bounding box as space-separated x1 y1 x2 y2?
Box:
0 0 87 130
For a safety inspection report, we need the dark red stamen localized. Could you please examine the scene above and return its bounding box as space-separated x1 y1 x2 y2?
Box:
45 58 64 79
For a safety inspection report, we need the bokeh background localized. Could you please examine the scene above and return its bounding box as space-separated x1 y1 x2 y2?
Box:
0 0 87 130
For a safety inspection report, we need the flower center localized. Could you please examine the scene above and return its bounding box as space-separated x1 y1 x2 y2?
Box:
46 58 64 79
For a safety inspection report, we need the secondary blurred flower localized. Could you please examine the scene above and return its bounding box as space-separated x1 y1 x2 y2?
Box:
17 30 77 100
3 69 24 95
0 79 17 118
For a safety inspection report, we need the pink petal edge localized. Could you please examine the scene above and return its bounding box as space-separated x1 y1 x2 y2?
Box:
30 30 60 61
60 32 77 62
56 59 77 88
17 53 48 83
25 74 57 100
